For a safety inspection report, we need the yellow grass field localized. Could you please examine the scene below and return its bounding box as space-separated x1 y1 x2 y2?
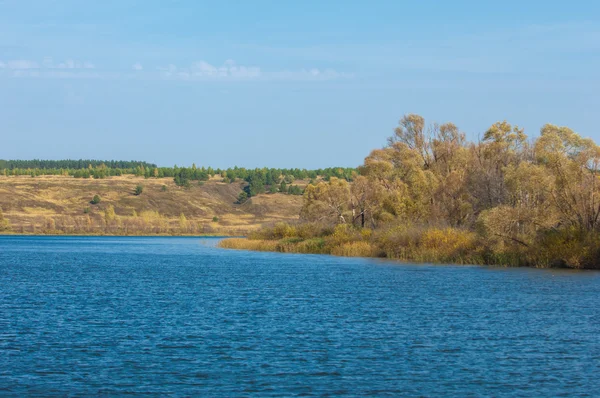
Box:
0 175 303 235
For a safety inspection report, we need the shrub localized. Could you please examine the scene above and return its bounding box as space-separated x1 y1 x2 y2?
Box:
0 207 11 232
218 238 278 252
212 216 219 223
534 228 600 269
272 222 297 239
295 222 334 239
276 237 304 252
90 195 101 205
329 223 361 246
296 238 329 254
419 228 478 261
331 241 378 257
237 191 248 204
161 185 168 192
134 184 144 195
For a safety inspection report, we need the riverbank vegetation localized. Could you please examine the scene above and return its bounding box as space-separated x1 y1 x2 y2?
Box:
220 114 600 269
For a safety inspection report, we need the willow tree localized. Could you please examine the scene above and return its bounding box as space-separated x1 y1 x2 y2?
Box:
535 124 600 232
301 178 351 224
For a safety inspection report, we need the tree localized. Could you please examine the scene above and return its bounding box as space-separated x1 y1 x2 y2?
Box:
0 207 11 231
179 213 188 233
134 184 144 195
301 177 351 224
535 124 600 232
104 205 116 225
174 168 192 187
237 191 249 204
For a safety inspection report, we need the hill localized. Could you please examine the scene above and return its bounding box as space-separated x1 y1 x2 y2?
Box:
0 175 304 235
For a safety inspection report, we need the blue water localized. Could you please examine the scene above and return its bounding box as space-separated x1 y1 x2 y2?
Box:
1 236 599 396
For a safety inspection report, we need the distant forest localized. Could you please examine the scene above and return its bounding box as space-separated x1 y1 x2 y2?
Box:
0 159 356 201
0 159 157 170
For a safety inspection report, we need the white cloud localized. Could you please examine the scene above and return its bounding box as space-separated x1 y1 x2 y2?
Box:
159 60 262 80
270 68 353 81
41 58 95 69
0 58 98 78
158 60 350 81
5 60 39 69
0 58 94 72
0 57 352 82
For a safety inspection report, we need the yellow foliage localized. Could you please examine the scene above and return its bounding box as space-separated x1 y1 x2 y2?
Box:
272 222 297 239
330 223 358 245
419 228 477 256
104 205 116 223
295 238 329 254
218 238 278 252
331 241 377 257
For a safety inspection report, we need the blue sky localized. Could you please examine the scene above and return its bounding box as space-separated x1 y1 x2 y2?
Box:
1 0 599 168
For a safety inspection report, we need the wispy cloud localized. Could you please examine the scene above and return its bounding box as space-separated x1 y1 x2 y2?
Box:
158 60 261 80
0 59 40 69
1 58 352 82
0 58 95 70
0 58 96 78
270 68 353 81
157 60 351 81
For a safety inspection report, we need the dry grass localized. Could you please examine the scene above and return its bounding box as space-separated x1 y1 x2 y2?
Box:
0 175 303 235
330 241 378 257
218 238 279 251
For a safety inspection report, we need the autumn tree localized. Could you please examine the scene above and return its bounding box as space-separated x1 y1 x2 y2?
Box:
535 124 600 232
0 207 11 231
301 178 351 224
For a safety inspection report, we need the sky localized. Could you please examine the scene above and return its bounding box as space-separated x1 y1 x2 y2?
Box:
1 0 599 168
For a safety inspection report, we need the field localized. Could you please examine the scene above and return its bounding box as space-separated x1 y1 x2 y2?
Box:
0 175 303 235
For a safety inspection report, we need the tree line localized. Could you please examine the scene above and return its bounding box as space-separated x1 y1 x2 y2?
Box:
0 159 156 170
0 160 355 202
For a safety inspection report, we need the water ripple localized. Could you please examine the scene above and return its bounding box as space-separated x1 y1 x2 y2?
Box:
1 236 599 396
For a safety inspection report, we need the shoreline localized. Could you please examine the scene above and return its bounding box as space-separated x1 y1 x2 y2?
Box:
0 232 236 238
216 237 599 270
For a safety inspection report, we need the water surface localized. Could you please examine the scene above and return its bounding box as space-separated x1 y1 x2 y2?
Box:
1 236 599 396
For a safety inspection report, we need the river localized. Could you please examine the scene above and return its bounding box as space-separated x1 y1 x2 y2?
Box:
1 236 599 396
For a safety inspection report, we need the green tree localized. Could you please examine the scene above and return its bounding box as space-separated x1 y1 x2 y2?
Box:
237 191 249 204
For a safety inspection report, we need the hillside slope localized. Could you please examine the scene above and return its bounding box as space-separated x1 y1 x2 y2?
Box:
0 175 303 235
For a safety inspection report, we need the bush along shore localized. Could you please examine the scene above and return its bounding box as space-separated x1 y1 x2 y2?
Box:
220 114 600 269
218 222 600 268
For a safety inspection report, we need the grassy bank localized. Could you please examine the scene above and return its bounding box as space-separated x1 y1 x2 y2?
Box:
0 175 303 236
218 222 600 269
